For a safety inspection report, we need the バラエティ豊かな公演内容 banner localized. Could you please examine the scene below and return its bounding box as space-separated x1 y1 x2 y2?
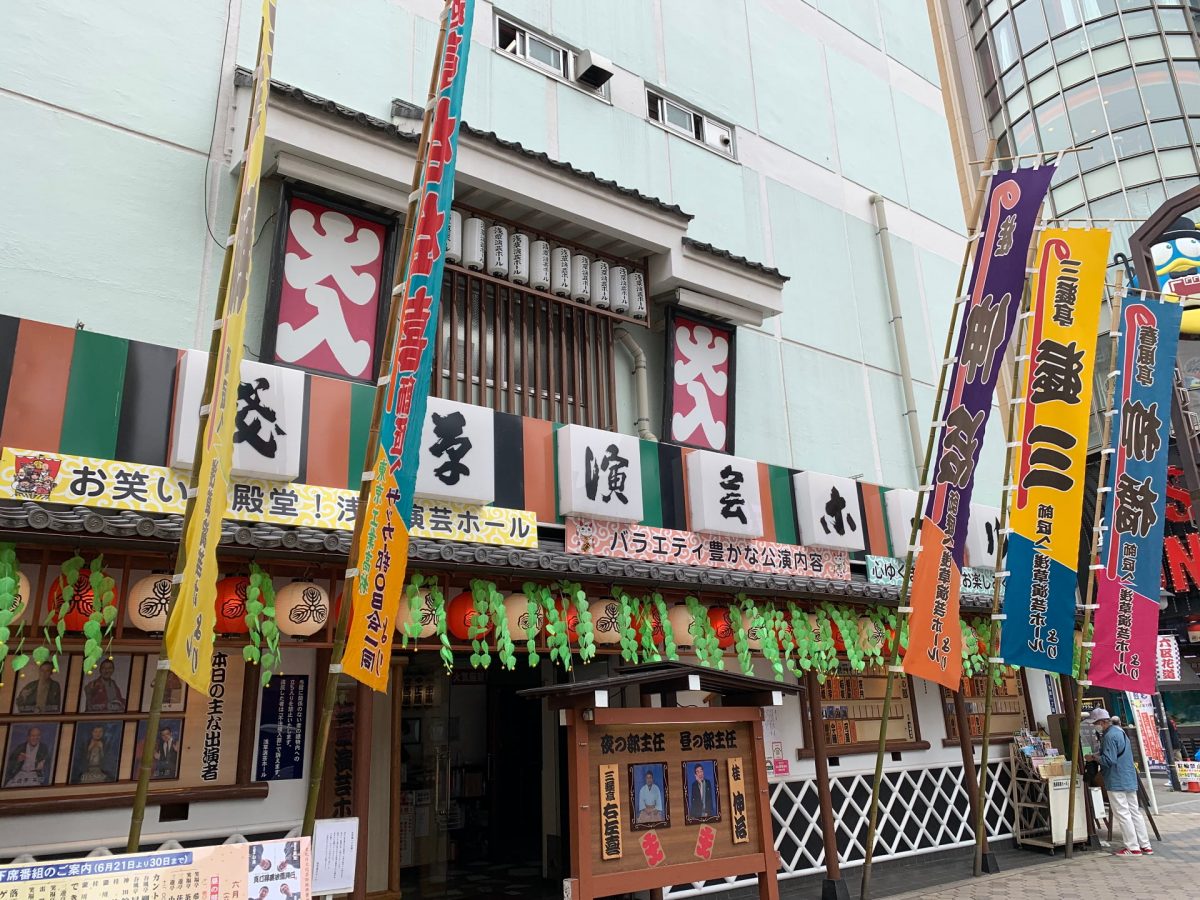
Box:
1090 291 1182 692
1001 228 1110 673
342 0 476 692
904 166 1055 691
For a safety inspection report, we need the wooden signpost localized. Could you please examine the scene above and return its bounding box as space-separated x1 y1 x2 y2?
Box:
522 663 792 900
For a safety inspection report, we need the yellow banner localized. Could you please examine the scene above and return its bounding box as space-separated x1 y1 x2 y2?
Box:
410 496 536 546
167 0 277 693
1009 227 1109 568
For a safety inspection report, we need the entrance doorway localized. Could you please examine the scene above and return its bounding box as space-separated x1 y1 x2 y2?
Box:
399 653 555 900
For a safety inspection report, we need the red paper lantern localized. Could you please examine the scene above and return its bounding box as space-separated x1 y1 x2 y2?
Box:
555 599 580 643
707 606 736 649
215 575 250 635
49 573 94 632
633 607 666 646
446 591 490 642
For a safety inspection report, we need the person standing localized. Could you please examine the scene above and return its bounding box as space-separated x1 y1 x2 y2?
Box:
1086 707 1151 857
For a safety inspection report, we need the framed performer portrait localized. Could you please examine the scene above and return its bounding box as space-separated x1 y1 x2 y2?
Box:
11 660 66 715
132 718 183 781
682 759 721 824
629 761 670 830
69 720 124 785
79 655 131 713
3 722 60 788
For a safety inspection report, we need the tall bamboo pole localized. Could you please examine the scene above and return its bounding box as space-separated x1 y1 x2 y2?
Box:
301 5 452 838
859 143 995 900
126 1 276 852
1064 276 1125 856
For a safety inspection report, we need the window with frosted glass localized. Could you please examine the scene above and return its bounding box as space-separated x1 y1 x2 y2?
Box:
1086 16 1125 45
993 15 1019 70
1026 44 1055 77
1013 0 1050 50
1151 118 1190 148
1065 80 1108 142
1076 134 1117 171
1178 65 1200 114
1092 42 1131 73
1097 69 1147 130
1137 63 1182 119
1078 0 1118 22
1012 112 1041 155
1035 95 1072 151
1122 9 1160 35
1113 124 1154 158
1046 0 1084 33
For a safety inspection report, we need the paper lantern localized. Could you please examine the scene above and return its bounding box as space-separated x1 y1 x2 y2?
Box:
463 217 486 270
551 247 572 297
530 239 551 291
610 266 630 314
446 590 490 642
589 259 610 309
589 599 622 644
395 588 438 639
630 272 648 319
215 575 250 635
127 573 174 633
632 606 666 646
667 605 697 648
742 611 764 651
858 616 888 656
708 606 736 650
446 210 463 265
555 597 580 643
3 571 31 626
49 573 94 632
510 233 530 285
504 593 544 641
487 224 510 277
276 581 330 637
570 254 591 302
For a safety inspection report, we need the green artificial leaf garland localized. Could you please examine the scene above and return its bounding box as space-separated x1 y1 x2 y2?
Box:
651 592 676 662
244 563 282 686
0 544 23 674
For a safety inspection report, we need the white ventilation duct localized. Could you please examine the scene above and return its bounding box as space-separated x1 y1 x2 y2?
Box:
447 210 463 265
510 232 530 285
571 254 591 303
530 240 551 291
487 224 510 278
610 266 629 314
552 247 572 297
463 216 486 271
630 272 648 319
590 259 611 309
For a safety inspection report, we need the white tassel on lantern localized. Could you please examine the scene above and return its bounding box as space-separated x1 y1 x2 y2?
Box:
4 570 32 626
610 266 629 314
276 581 330 638
630 271 648 319
588 599 622 644
394 588 438 640
504 593 545 640
530 240 551 291
590 259 611 309
447 210 463 265
510 232 530 285
463 217 486 271
571 254 591 303
127 573 173 633
552 247 572 297
487 224 510 278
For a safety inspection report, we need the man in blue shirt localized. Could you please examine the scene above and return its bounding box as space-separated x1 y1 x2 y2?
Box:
1086 707 1151 857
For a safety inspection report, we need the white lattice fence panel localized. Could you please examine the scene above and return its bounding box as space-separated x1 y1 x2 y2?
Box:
665 759 1014 899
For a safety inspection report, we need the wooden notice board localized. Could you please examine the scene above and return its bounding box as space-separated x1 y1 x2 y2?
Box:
564 706 778 900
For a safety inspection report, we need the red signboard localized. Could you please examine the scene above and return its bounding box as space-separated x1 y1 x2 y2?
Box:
665 309 735 453
267 192 392 380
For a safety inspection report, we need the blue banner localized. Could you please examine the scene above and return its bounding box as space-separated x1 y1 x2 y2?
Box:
256 674 309 781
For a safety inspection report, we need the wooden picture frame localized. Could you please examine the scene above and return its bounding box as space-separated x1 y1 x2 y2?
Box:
628 761 670 830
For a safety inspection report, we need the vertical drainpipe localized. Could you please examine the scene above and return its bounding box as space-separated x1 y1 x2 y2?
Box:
869 195 924 476
614 327 657 441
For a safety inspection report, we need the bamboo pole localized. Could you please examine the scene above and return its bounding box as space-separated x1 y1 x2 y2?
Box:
1064 275 1125 856
301 4 452 838
126 2 276 852
859 142 995 900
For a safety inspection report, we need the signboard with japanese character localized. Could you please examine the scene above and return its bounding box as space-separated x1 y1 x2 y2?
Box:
866 555 1001 597
685 451 762 538
264 189 394 381
1001 228 1108 674
792 471 865 552
256 674 309 781
1157 634 1182 682
0 837 310 900
170 350 305 483
343 0 475 692
964 504 1001 569
414 397 495 505
565 517 850 581
557 425 644 523
906 166 1055 690
665 309 735 454
1090 293 1182 692
410 497 536 547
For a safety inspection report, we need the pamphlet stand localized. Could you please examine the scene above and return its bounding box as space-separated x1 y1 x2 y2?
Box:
1009 744 1085 851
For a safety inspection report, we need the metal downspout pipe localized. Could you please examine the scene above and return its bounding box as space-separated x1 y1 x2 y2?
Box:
869 194 924 472
614 327 657 441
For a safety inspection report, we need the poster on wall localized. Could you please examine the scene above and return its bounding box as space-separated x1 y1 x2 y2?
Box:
664 308 735 453
257 674 309 781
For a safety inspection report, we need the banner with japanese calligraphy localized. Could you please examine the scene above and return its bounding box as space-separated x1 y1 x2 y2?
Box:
905 166 1055 691
167 0 276 694
0 837 310 899
344 0 475 692
1001 227 1109 673
1090 292 1182 692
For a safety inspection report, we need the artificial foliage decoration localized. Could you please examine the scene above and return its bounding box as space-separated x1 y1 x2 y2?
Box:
612 587 639 663
563 581 597 664
730 594 753 675
824 602 863 672
399 572 429 647
530 582 572 670
243 563 282 687
651 593 676 662
757 604 786 681
523 588 541 667
786 602 813 675
810 606 839 682
684 595 723 669
0 545 23 674
84 555 118 673
469 579 515 670
26 555 86 676
1072 621 1094 681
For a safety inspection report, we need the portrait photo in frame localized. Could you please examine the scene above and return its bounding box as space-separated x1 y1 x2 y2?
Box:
682 759 721 824
629 761 670 830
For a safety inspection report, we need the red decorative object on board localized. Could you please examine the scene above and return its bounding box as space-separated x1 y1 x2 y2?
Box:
446 590 491 642
49 573 94 632
708 606 736 649
665 308 735 453
555 597 580 643
215 575 250 635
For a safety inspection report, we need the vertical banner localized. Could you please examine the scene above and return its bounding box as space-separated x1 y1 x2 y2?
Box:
343 0 475 691
165 0 276 694
905 166 1055 690
1001 228 1110 672
1090 293 1182 691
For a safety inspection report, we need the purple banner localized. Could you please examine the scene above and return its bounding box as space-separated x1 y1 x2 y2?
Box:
905 166 1055 689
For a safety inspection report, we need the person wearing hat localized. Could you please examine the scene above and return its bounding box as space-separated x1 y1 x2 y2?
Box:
1086 707 1151 857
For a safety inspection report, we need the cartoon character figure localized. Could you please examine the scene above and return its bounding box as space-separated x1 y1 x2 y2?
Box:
12 455 60 500
1122 216 1200 334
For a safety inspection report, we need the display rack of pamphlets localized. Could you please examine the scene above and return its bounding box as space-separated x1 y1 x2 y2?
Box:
1009 729 1084 851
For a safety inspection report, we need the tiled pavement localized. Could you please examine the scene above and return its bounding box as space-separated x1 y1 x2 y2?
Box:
883 794 1200 900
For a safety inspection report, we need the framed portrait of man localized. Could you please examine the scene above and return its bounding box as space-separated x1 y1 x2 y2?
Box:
132 718 183 780
11 660 66 714
3 722 60 788
629 761 670 830
68 720 124 785
142 661 187 714
682 759 721 824
79 655 131 713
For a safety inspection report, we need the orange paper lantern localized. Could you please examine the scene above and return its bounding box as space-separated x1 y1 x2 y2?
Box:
215 575 250 635
555 597 580 643
49 573 94 632
632 606 666 646
446 590 489 642
707 606 736 649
